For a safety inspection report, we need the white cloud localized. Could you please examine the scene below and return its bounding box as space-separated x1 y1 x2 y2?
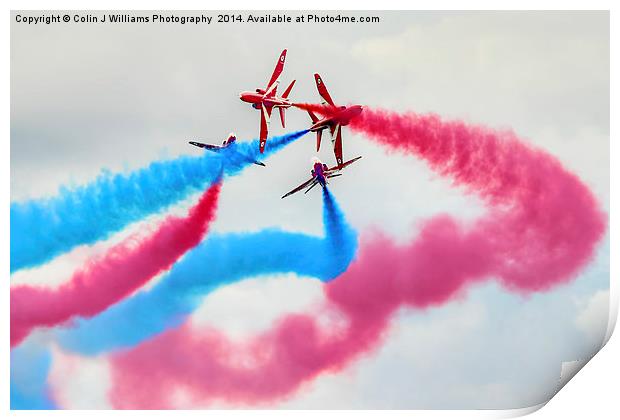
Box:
48 344 112 409
350 12 609 207
275 297 507 409
190 274 324 340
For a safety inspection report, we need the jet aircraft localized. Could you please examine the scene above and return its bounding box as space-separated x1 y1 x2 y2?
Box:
304 73 363 168
189 132 265 166
281 156 361 199
239 49 296 153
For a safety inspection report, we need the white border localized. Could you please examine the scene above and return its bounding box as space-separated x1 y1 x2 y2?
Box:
4 1 616 419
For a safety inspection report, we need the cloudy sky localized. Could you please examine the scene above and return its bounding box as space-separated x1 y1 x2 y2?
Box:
11 11 609 409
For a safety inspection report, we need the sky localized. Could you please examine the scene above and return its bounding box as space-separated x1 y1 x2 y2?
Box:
10 11 609 409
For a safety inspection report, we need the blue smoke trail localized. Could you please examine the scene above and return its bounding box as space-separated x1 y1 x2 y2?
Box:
11 130 308 272
10 344 56 410
56 189 357 355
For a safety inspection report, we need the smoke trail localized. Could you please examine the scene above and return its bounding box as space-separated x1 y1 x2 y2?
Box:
107 109 606 408
105 222 494 408
11 344 56 409
11 130 308 273
56 188 356 355
348 109 606 290
11 182 222 348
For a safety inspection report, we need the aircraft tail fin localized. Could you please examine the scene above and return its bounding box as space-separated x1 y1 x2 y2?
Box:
307 110 319 123
305 180 319 194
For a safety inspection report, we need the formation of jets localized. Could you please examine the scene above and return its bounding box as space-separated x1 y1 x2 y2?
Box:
189 49 363 198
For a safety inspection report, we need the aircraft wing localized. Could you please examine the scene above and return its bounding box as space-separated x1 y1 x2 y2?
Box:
189 141 221 151
332 124 343 167
328 156 362 172
282 177 317 199
259 104 273 153
314 73 335 106
267 49 287 94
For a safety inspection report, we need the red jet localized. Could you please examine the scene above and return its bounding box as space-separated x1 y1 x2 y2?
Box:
189 133 265 166
304 74 363 168
281 156 362 199
239 49 296 154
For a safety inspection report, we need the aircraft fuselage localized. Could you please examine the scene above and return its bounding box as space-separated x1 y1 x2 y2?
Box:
239 92 293 109
309 105 363 132
312 162 329 188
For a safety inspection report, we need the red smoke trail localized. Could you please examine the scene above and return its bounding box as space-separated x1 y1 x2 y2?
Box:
108 109 606 408
348 109 606 289
293 102 339 116
11 182 222 347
